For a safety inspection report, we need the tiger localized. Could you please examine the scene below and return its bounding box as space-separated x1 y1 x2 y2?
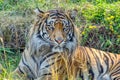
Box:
14 8 120 80
14 8 79 80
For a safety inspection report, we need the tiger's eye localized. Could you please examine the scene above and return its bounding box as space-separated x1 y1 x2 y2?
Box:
63 27 69 32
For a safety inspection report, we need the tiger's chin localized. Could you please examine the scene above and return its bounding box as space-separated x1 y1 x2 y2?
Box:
52 46 64 53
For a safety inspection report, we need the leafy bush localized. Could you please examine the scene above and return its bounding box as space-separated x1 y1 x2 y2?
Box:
80 2 120 53
81 26 120 53
0 0 3 10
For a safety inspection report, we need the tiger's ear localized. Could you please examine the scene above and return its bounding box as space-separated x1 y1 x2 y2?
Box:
34 8 45 18
67 9 78 22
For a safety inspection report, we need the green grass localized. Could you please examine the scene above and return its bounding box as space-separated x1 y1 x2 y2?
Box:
0 0 120 80
0 48 21 80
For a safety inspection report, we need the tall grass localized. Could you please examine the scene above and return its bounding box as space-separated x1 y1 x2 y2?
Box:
0 37 21 80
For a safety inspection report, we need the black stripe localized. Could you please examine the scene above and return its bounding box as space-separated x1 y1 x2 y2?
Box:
37 22 42 32
79 69 84 80
40 52 58 66
31 55 37 64
18 66 24 74
111 61 120 73
103 53 109 72
107 52 114 67
44 58 61 68
37 34 43 39
22 57 35 77
98 51 104 74
90 48 104 77
83 47 94 79
50 13 65 18
31 55 39 71
42 73 52 76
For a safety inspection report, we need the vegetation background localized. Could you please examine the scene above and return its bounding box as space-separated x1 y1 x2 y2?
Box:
0 0 120 79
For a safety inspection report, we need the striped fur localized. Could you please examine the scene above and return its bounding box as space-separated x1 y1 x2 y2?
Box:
14 9 120 80
73 46 120 80
14 8 78 80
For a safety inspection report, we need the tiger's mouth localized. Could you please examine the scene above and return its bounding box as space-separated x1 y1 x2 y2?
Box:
49 40 66 52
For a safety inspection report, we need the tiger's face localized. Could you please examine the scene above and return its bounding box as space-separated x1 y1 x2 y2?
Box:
33 9 78 53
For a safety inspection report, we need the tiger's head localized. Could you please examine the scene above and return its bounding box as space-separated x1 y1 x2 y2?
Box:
30 8 78 54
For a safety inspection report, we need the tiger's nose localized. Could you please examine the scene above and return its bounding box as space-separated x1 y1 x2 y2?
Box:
55 37 64 44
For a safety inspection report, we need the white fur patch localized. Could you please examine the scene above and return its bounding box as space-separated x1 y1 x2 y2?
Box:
52 46 63 52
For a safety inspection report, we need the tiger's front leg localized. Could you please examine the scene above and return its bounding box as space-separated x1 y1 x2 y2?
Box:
13 52 39 80
13 64 36 80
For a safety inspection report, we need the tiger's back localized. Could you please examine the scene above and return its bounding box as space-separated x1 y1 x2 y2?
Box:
73 46 120 80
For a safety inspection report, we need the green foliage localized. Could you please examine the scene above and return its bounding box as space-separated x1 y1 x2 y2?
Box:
0 0 3 10
0 48 21 80
0 0 35 11
80 2 120 53
81 26 120 53
0 48 21 69
103 2 120 35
